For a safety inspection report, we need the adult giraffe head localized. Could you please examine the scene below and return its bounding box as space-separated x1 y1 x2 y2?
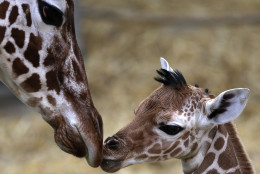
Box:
0 0 103 167
101 58 254 173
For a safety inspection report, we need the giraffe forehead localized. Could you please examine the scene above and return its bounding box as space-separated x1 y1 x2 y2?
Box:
160 110 196 125
154 95 202 125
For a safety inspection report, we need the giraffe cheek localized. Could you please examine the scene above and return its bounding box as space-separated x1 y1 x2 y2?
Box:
53 118 87 158
147 143 161 154
54 128 86 157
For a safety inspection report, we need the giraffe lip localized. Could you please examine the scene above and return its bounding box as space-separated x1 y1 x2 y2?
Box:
101 159 122 173
75 126 89 155
75 125 98 167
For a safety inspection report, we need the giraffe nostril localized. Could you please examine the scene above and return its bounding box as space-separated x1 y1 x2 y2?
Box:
105 137 120 150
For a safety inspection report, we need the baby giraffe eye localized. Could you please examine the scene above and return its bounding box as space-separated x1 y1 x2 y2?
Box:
38 0 64 27
159 124 184 135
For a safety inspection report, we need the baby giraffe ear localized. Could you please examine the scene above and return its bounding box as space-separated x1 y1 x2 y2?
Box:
160 57 173 72
204 88 250 125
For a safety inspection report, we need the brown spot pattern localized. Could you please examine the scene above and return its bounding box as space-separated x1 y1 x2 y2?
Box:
163 155 168 160
182 131 190 140
24 33 42 67
218 139 238 170
149 156 159 161
207 169 220 174
148 143 161 154
170 147 182 157
12 58 29 77
208 126 217 139
0 26 6 44
47 95 57 106
178 110 183 114
190 106 194 112
46 70 60 94
40 106 53 118
218 125 228 137
191 143 198 151
43 49 56 67
164 141 180 154
20 73 41 93
0 1 9 19
214 137 224 151
192 101 197 108
135 154 148 161
4 41 15 54
9 5 18 25
190 134 195 141
194 152 215 174
11 28 25 48
44 36 69 67
26 97 42 107
184 139 189 147
22 4 32 27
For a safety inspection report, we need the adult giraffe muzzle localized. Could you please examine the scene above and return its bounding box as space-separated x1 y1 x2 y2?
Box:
0 0 103 167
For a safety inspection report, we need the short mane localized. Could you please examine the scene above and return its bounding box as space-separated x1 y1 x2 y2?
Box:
154 69 187 89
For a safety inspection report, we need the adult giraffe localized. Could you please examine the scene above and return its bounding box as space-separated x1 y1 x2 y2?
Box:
101 58 255 173
0 0 103 167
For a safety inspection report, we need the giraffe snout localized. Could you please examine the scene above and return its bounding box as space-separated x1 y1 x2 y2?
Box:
102 135 132 172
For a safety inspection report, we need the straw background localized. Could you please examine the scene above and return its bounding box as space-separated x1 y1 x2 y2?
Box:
0 0 260 173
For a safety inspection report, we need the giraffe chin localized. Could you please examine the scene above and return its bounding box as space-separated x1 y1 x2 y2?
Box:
101 159 123 173
55 126 102 168
52 118 102 168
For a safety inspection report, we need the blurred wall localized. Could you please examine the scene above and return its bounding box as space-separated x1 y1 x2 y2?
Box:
0 0 260 174
74 0 86 57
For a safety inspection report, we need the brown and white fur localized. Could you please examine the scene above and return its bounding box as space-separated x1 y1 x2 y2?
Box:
101 58 255 173
0 0 103 167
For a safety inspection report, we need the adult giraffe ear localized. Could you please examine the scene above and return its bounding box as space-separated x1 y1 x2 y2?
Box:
203 88 250 125
160 57 173 72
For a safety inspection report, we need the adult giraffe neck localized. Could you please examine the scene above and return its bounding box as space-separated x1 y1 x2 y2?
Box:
0 0 103 167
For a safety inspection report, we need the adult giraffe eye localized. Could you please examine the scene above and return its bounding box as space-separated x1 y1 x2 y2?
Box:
38 0 64 27
159 124 183 136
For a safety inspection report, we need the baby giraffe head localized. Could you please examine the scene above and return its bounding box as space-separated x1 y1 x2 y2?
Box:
101 58 249 173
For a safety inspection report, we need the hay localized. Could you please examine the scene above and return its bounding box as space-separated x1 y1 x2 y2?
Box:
0 0 259 173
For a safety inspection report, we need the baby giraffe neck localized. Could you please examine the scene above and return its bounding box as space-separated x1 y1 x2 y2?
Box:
182 122 255 174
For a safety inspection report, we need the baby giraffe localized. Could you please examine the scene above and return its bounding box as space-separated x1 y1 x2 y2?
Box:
101 58 255 174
